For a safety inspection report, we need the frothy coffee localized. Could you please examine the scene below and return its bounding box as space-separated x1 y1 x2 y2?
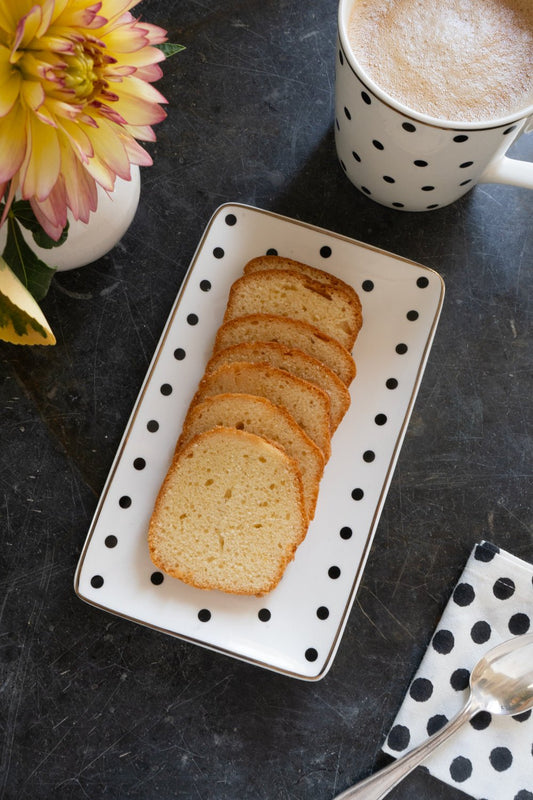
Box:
347 0 533 123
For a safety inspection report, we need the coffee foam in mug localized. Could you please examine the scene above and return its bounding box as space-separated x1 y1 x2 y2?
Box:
347 0 533 123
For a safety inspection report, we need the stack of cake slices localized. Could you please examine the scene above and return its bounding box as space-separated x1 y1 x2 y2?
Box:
148 255 363 595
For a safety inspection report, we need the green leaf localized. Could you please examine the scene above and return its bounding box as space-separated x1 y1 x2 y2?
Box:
2 216 57 302
11 199 69 248
0 288 48 340
155 42 185 58
0 256 55 345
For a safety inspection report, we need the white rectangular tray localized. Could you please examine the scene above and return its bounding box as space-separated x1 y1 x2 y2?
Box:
75 203 445 680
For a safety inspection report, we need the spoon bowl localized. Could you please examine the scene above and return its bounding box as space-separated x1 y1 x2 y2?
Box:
333 633 533 800
470 634 533 716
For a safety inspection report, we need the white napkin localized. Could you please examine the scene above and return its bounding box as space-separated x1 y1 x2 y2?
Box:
382 541 533 800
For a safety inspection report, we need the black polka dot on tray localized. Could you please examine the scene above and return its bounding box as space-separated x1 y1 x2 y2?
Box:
375 413 387 425
174 347 186 360
150 571 164 586
317 606 329 620
361 91 371 105
213 247 224 259
105 535 117 548
386 378 398 389
225 213 237 226
91 575 104 589
328 566 341 579
147 419 159 432
361 279 374 291
133 457 146 470
160 383 172 396
266 247 277 256
406 310 419 321
119 495 131 509
200 279 211 292
351 488 364 501
402 122 416 132
305 647 318 662
320 245 332 258
340 526 352 540
258 608 271 622
198 609 211 622
187 313 198 326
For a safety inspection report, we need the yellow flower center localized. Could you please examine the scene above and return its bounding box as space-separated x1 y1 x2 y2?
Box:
63 44 98 100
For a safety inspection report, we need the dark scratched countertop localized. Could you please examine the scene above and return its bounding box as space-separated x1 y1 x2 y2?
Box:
1 1 532 799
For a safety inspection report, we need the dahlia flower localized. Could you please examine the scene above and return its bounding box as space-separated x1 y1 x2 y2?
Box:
0 0 169 240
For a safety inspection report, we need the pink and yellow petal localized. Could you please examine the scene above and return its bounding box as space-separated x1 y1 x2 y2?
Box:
20 79 46 112
0 103 27 181
13 6 43 52
20 114 61 201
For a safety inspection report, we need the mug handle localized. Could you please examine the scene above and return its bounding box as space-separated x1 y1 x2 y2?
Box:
479 118 533 189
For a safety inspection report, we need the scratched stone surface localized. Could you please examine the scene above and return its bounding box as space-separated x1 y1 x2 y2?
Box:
0 1 532 799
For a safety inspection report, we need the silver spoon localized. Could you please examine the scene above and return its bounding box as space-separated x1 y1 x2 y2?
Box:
333 633 533 800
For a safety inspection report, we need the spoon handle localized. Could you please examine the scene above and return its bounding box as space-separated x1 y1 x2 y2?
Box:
333 696 478 800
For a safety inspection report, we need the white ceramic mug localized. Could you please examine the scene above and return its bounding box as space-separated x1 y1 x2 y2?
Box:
335 0 533 211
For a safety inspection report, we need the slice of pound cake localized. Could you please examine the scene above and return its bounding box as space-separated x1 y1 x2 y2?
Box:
213 313 357 387
243 255 363 314
176 393 325 521
204 342 350 431
191 361 332 460
148 427 307 595
223 270 362 350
